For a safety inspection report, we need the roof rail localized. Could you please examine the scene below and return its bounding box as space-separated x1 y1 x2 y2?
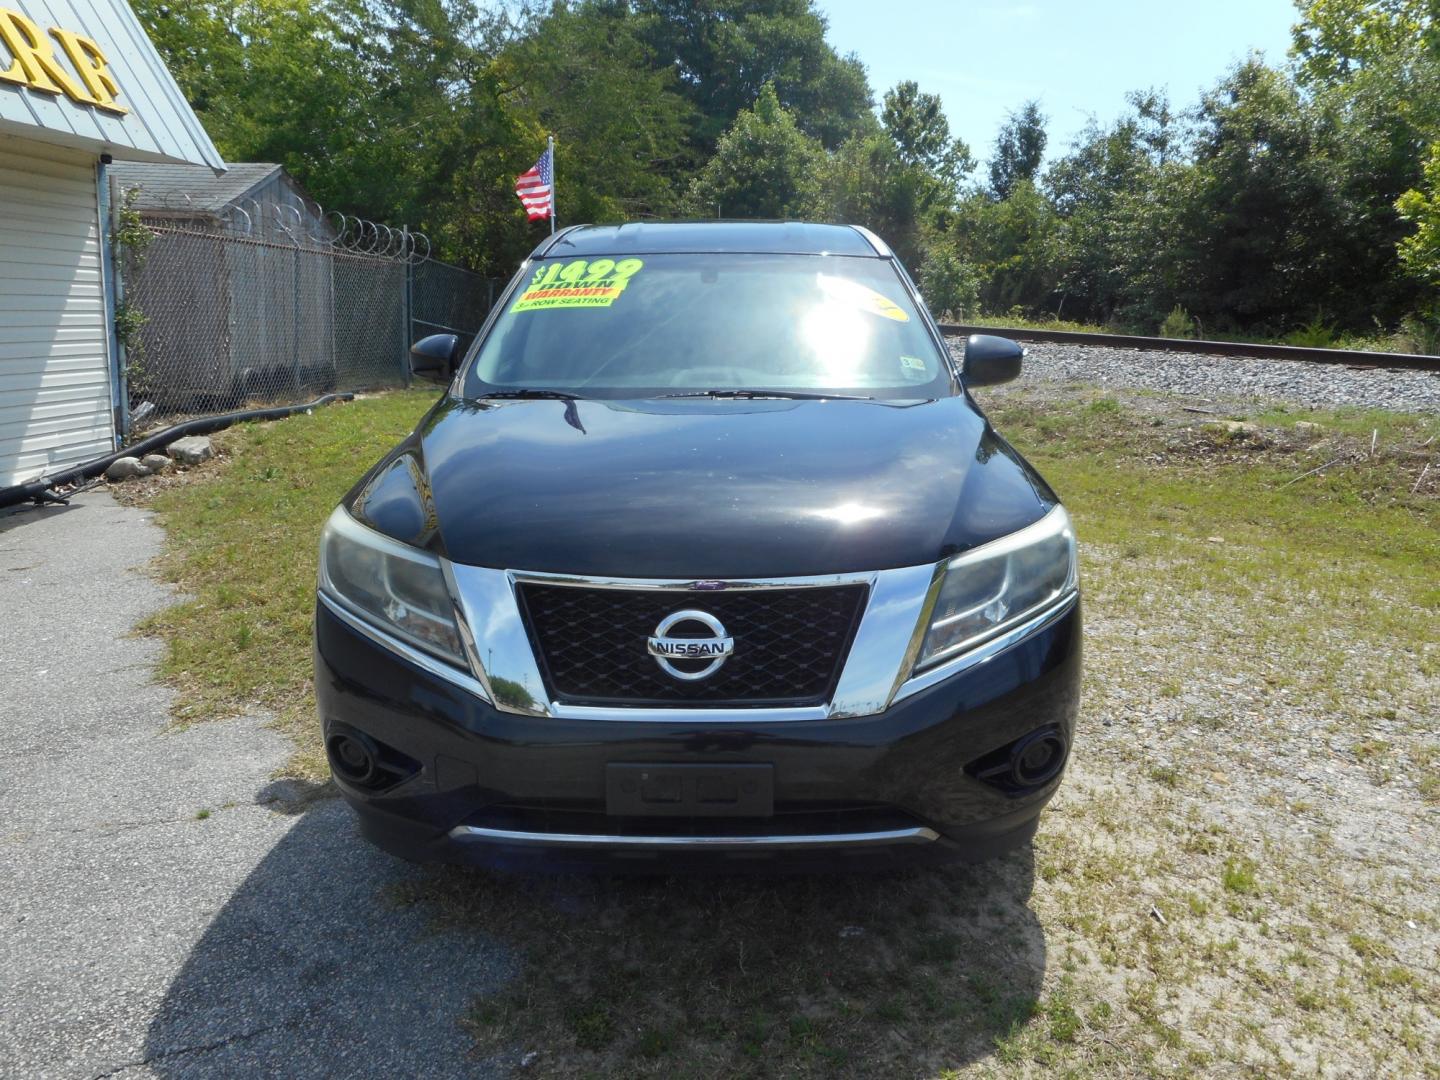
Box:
530 224 590 259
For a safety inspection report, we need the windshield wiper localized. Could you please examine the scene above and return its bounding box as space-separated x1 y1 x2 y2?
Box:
480 388 582 400
660 389 875 401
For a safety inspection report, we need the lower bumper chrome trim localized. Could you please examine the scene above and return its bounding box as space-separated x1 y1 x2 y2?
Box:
446 824 940 851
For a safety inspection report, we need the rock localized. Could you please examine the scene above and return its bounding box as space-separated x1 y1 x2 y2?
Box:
167 436 214 465
104 457 145 480
1205 419 1262 437
140 453 171 473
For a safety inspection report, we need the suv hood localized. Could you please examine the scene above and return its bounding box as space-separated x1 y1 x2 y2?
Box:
348 395 1054 579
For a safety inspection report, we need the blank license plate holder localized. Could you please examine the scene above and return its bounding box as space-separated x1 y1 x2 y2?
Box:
605 764 774 817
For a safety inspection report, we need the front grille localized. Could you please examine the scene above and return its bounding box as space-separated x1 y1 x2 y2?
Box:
518 582 869 707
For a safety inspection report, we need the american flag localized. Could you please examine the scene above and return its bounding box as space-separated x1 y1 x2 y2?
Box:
514 146 553 221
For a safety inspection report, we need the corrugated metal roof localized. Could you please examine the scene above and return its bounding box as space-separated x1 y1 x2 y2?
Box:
0 0 223 169
108 162 281 213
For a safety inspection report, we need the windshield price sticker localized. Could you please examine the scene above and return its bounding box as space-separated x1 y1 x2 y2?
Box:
513 258 644 312
817 274 910 322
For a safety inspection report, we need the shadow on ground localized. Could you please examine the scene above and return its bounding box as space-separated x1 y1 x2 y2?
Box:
143 804 1045 1077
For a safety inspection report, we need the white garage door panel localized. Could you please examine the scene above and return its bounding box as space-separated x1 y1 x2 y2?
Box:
0 411 111 451
0 325 107 346
1 187 108 218
0 161 99 191
0 263 103 286
2 202 105 230
0 395 111 437
0 243 110 270
0 295 105 318
2 218 101 244
1 425 112 479
0 338 109 361
0 367 110 394
0 382 110 415
0 139 113 487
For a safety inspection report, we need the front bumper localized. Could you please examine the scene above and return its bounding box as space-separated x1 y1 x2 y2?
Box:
313 592 1082 870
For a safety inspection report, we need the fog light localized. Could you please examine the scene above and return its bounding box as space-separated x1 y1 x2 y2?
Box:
327 729 380 786
1009 728 1067 787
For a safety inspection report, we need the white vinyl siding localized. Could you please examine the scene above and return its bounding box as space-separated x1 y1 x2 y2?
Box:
0 137 112 487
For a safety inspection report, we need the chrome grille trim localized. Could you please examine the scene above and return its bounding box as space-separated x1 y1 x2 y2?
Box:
420 563 1077 721
446 562 938 720
448 824 940 850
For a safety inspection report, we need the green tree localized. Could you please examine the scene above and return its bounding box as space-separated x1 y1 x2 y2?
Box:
633 0 873 151
822 132 927 265
988 101 1047 199
880 80 974 185
1292 0 1440 85
500 3 694 224
1042 91 1173 324
683 84 826 219
819 81 972 269
131 0 495 233
1178 58 1370 330
1293 0 1440 324
1397 142 1440 286
951 180 1062 315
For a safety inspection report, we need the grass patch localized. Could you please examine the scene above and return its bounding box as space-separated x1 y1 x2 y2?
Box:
1222 857 1260 895
412 857 1053 1077
131 389 438 779
986 392 1439 711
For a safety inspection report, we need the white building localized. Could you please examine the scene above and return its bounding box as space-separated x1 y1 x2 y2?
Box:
0 0 222 488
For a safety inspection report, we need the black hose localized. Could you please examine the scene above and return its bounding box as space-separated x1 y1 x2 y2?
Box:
0 393 355 511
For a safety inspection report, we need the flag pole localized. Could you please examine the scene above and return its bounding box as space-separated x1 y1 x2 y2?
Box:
548 134 556 235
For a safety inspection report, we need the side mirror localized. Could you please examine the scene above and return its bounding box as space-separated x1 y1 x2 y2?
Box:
963 334 1023 386
410 334 460 383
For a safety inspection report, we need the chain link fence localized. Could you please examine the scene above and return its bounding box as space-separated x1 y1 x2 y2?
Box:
411 257 497 359
118 202 500 433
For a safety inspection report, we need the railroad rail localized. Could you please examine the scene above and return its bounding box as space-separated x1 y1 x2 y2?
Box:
937 323 1440 373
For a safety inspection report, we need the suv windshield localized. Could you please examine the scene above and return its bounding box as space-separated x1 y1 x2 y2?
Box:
463 252 954 400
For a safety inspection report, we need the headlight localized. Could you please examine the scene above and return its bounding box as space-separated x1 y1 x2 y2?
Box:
318 506 466 665
915 505 1077 670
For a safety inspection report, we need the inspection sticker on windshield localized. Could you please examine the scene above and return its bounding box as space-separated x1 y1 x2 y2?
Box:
817 274 910 322
513 258 644 312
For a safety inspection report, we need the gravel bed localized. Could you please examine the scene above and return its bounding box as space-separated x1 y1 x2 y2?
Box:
946 339 1440 413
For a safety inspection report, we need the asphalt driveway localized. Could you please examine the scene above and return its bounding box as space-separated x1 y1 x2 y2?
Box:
0 493 510 1078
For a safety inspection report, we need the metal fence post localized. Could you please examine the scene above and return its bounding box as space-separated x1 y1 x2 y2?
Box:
291 244 302 395
402 226 413 387
103 171 131 442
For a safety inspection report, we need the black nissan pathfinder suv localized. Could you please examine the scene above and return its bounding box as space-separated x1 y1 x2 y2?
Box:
314 222 1081 869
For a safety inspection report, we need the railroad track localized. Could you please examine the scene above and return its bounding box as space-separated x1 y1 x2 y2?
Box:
937 323 1440 373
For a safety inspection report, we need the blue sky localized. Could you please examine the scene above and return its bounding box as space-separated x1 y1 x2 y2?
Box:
819 0 1301 164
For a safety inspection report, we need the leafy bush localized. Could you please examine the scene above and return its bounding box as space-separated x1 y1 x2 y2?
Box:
1158 305 1194 339
1283 318 1338 348
1395 314 1440 356
917 243 981 320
